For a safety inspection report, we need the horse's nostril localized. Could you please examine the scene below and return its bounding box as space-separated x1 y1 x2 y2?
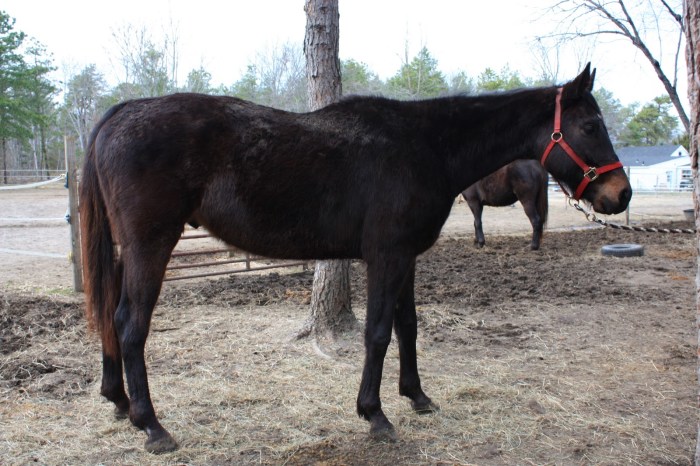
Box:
619 187 632 206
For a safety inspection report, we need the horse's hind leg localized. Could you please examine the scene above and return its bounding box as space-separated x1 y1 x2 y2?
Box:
467 199 485 248
116 232 181 453
520 196 543 250
101 337 130 419
394 260 438 414
94 260 131 419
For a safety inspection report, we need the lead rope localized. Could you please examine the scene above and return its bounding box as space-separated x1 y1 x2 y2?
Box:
569 197 696 234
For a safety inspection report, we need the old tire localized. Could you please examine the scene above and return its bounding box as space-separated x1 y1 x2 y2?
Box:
601 243 644 257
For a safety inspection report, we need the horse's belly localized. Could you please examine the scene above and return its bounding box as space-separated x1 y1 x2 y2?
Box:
489 192 518 207
192 205 362 261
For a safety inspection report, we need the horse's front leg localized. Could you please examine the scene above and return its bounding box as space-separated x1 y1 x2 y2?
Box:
117 241 179 453
357 254 413 441
394 260 439 414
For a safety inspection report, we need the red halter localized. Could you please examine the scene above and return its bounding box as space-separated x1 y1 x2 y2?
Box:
540 88 623 200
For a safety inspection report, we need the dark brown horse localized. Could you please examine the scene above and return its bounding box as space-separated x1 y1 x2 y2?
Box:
79 64 631 453
462 159 549 250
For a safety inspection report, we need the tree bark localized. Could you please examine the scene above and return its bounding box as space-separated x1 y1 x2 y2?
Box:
304 0 342 108
684 0 700 462
301 0 358 339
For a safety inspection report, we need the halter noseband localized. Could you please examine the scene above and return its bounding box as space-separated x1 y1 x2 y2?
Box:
540 88 623 200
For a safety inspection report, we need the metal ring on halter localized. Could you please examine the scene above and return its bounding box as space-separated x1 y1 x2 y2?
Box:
551 131 563 142
583 167 599 181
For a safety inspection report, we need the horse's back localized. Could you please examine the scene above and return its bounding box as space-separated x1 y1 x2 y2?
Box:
92 93 454 261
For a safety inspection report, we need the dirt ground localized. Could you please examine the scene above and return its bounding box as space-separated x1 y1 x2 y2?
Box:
0 185 698 465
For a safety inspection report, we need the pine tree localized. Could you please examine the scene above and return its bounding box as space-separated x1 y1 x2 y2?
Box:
387 46 448 98
0 11 33 183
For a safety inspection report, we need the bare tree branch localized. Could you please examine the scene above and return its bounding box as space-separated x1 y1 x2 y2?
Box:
660 0 683 25
541 0 689 131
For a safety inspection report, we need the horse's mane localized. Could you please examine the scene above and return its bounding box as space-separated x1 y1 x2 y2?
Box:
334 85 561 113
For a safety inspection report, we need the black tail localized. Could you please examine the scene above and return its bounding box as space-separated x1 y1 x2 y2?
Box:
538 173 549 230
79 103 127 359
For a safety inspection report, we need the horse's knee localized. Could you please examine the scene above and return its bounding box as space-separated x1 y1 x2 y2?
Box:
364 330 392 353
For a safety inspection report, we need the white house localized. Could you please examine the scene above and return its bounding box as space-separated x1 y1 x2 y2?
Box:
615 145 690 191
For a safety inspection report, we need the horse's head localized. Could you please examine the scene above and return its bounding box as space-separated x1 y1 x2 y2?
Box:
540 64 632 215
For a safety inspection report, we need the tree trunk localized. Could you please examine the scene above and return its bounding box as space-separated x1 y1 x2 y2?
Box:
307 260 356 335
301 0 358 339
304 0 342 108
2 137 7 185
40 125 49 179
685 0 700 462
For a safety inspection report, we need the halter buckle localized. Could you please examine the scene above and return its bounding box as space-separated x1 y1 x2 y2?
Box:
583 167 599 181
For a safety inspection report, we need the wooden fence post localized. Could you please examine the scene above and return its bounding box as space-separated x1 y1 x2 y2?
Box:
625 166 630 226
65 137 83 292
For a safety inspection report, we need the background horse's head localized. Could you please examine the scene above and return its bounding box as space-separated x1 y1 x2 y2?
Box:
540 64 632 215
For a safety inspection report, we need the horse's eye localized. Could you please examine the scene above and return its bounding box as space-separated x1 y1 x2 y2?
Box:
583 122 597 135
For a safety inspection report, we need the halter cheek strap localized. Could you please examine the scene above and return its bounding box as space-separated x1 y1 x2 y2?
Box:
540 88 623 200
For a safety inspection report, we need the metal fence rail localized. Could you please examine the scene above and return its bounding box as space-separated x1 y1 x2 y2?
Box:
164 232 310 282
1 170 66 185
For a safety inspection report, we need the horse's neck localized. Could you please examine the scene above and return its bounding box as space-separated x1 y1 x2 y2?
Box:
436 89 556 196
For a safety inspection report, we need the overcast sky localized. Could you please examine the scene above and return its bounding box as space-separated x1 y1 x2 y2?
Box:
3 0 689 108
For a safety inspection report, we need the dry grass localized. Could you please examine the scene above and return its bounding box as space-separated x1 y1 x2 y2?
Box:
1 218 697 464
0 188 698 466
1 293 695 465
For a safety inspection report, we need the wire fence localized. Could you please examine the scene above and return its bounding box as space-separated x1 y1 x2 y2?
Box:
1 170 66 185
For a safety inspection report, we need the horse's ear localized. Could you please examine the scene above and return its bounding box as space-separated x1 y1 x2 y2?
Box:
562 63 594 99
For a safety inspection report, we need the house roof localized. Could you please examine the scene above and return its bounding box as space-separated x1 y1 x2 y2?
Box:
616 145 687 167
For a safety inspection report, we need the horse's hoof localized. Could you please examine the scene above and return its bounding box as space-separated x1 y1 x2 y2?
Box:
411 399 440 414
113 406 129 420
144 430 178 454
476 242 485 249
369 423 398 443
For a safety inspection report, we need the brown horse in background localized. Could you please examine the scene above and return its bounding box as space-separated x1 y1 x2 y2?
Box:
79 65 631 453
462 159 549 250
